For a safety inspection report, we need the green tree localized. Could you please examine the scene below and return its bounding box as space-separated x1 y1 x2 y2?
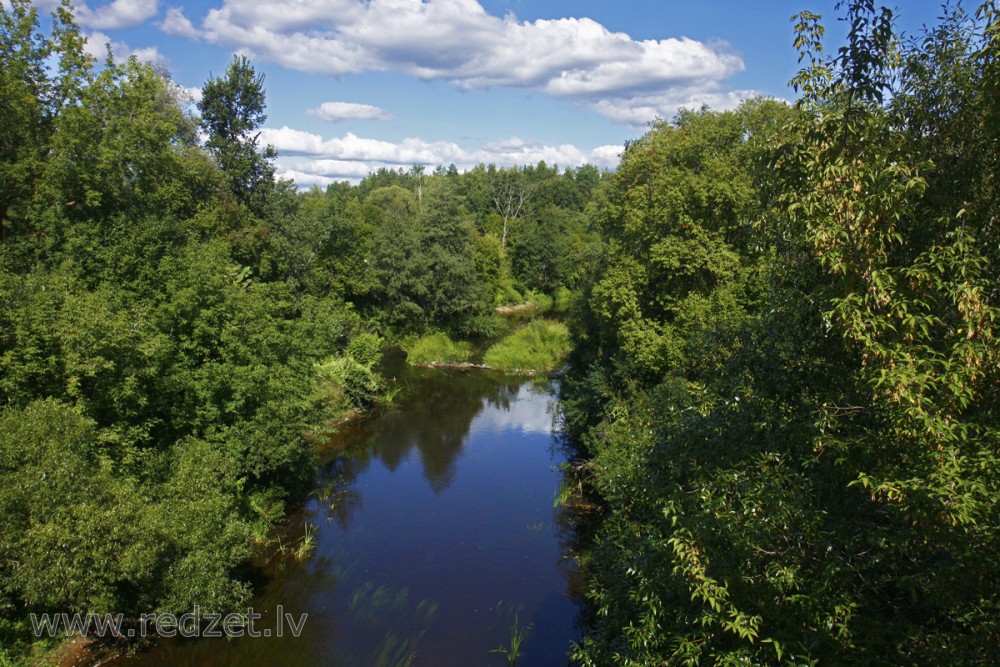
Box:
0 8 391 663
368 179 493 332
0 0 50 246
198 55 276 212
565 3 1000 665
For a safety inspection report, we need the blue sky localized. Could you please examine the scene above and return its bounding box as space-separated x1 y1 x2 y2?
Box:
30 0 947 185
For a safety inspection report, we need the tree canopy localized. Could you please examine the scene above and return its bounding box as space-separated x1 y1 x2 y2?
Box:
1 0 997 665
562 2 999 665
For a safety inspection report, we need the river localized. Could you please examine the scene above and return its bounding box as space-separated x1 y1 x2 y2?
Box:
111 364 582 666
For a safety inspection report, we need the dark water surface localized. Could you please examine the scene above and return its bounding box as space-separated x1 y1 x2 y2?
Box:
115 366 581 666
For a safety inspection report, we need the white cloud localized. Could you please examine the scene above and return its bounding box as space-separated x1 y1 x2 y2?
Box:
469 137 587 168
164 79 203 105
470 384 556 435
199 0 753 124
83 31 167 66
73 0 160 30
267 125 623 185
590 85 761 127
159 6 200 39
261 126 466 164
182 84 203 103
305 102 395 122
590 144 623 168
81 31 115 61
275 169 342 189
127 44 167 65
286 159 380 180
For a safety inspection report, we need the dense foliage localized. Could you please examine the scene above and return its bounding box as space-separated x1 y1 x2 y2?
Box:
0 4 381 659
0 2 605 661
4 0 995 664
562 2 999 665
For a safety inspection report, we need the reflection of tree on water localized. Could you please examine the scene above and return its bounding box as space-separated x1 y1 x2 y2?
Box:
307 369 532 665
313 466 363 530
375 369 523 493
551 429 598 639
316 369 525 513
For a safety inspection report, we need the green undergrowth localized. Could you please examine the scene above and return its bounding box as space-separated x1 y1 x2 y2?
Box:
552 286 573 313
401 332 473 365
483 319 570 374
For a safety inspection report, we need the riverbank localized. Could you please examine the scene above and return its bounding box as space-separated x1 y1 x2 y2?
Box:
400 318 570 376
103 367 581 666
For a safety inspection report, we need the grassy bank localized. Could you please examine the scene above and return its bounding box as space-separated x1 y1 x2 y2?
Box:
483 319 570 374
401 332 473 365
495 288 575 317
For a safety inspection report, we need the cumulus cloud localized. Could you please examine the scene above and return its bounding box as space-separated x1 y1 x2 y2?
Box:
591 84 762 127
159 6 200 38
83 31 167 66
261 126 467 164
197 0 754 125
181 84 204 103
72 0 160 30
284 159 380 181
266 125 622 185
305 102 396 122
276 169 343 189
469 137 587 168
590 144 623 166
163 79 203 105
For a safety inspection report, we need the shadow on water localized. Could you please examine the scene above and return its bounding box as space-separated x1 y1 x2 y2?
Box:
111 364 582 667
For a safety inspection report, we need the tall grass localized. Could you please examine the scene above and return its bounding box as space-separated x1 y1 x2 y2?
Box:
483 319 570 374
401 332 473 365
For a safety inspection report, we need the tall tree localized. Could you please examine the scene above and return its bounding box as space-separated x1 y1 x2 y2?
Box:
490 167 529 247
198 55 276 212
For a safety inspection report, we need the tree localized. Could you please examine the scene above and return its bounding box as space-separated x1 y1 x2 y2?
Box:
0 0 94 257
198 55 276 212
0 0 49 244
566 3 1000 665
490 168 529 247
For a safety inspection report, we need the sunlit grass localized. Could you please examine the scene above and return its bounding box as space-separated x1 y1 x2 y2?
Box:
483 319 570 374
295 522 317 561
401 332 473 364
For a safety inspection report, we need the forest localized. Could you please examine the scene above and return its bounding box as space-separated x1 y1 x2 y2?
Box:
0 0 998 664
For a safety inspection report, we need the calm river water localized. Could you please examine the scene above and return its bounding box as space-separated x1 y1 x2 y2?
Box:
113 365 581 666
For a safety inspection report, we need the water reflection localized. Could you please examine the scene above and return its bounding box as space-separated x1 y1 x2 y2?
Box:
111 367 579 667
316 369 530 499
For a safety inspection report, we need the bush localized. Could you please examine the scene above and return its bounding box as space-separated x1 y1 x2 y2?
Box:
525 290 553 311
314 333 386 411
458 313 506 338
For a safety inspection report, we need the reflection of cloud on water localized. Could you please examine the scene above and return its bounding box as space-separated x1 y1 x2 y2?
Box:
470 383 557 435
